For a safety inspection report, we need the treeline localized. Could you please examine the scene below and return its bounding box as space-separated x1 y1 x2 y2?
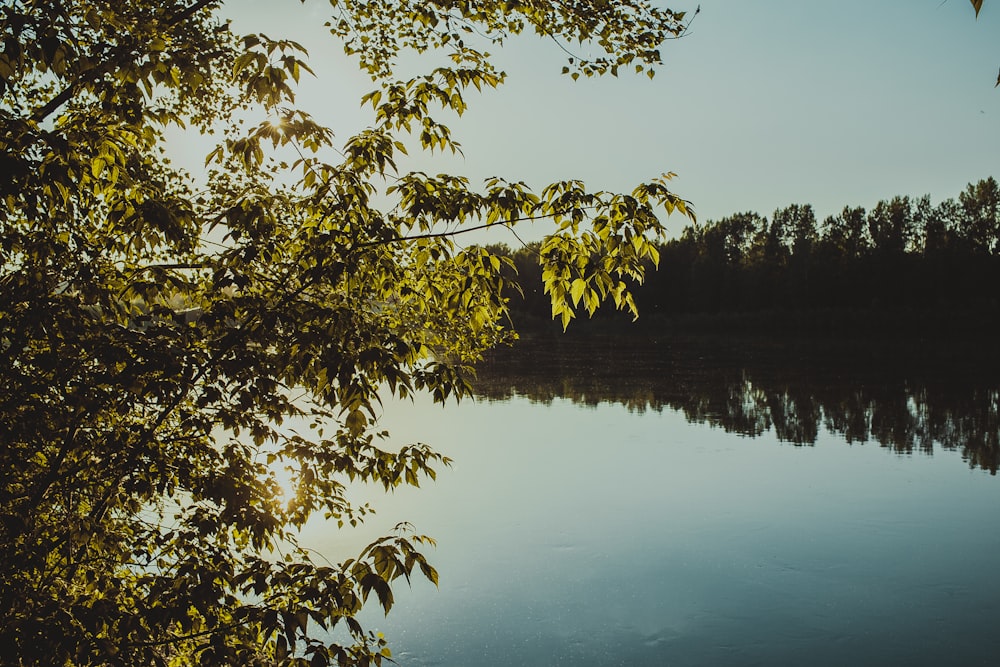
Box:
494 177 1000 333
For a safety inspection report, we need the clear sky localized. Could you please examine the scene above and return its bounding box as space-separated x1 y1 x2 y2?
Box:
192 0 1000 237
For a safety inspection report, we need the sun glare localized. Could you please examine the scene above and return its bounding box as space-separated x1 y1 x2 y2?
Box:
266 460 298 507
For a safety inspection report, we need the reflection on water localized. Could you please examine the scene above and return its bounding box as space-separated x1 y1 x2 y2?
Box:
306 333 1000 666
475 334 1000 473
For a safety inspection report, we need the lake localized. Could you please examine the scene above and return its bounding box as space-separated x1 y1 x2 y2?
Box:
301 333 1000 666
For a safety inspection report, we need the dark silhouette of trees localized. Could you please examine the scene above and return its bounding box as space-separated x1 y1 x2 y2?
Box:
500 177 1000 335
959 176 1000 254
822 206 870 260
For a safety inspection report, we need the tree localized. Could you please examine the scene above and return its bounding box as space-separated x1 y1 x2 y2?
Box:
958 176 1000 254
822 206 869 259
866 196 915 257
0 0 695 664
771 204 817 258
699 212 760 265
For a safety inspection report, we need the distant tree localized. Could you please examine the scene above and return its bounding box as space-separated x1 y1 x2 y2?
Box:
910 195 934 253
958 176 1000 254
753 213 788 266
701 212 760 264
867 197 915 256
821 206 869 259
0 0 695 664
772 204 818 258
924 197 966 255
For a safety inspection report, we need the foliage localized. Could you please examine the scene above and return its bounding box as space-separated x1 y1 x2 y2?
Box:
0 0 694 664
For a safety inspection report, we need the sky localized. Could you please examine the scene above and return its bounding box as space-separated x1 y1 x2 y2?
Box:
186 0 1000 238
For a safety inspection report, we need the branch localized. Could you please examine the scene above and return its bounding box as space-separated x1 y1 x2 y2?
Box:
352 208 593 250
30 0 221 124
125 262 210 274
122 619 251 649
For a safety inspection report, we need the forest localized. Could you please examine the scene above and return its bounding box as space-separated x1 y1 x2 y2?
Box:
497 176 1000 335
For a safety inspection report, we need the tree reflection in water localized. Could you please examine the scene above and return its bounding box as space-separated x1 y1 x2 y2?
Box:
474 333 1000 473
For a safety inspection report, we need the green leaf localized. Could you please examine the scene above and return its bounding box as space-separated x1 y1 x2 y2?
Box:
85 8 101 28
276 636 288 661
570 278 586 306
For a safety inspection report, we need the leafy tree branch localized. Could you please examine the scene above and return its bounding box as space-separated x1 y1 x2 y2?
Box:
0 1 693 664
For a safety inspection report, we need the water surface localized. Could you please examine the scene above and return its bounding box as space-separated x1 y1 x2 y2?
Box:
303 335 1000 666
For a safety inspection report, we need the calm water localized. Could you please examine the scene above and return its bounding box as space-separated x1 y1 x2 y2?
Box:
302 334 1000 666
